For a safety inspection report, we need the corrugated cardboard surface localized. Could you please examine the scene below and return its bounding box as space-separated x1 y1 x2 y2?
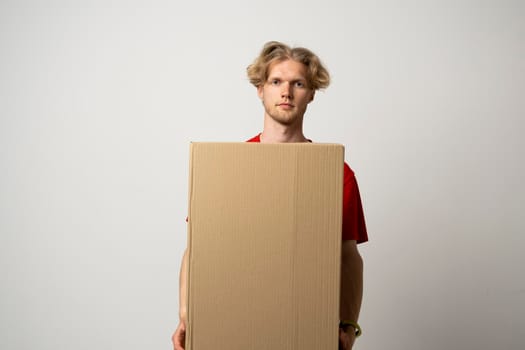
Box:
186 142 344 350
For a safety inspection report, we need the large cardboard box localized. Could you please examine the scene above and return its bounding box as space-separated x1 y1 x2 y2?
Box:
186 142 344 350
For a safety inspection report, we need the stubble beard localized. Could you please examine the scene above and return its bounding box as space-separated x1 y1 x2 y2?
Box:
265 103 304 127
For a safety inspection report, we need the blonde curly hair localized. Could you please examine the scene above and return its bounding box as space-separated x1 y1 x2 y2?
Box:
247 41 330 90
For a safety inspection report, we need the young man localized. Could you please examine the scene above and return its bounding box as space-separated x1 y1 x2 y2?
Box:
172 41 368 350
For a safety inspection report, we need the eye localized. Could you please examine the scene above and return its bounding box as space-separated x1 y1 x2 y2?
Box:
270 79 280 86
294 81 305 88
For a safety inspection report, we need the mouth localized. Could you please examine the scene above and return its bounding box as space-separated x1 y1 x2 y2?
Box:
277 102 294 109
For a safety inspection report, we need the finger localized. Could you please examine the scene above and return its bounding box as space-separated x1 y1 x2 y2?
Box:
172 328 185 350
339 331 351 350
179 330 186 350
171 332 177 350
338 330 344 350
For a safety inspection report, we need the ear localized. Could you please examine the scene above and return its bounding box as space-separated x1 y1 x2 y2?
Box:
309 90 315 103
257 85 264 100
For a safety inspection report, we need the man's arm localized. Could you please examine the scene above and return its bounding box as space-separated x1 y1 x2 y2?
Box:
172 249 188 350
339 240 363 349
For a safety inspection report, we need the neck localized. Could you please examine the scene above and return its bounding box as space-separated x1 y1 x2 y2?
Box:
260 116 308 144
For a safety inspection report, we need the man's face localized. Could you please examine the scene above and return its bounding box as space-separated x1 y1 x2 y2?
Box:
257 59 315 127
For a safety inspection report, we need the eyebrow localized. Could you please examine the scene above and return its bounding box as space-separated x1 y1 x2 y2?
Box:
267 76 307 83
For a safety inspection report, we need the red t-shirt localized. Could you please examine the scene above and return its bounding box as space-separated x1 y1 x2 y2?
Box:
247 134 368 243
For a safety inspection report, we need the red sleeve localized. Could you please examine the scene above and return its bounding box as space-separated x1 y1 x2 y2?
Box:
246 134 261 143
342 163 368 243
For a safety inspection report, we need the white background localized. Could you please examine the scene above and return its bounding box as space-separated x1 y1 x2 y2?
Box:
1 0 523 349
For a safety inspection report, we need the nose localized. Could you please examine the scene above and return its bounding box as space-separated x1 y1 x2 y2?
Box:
281 82 293 99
